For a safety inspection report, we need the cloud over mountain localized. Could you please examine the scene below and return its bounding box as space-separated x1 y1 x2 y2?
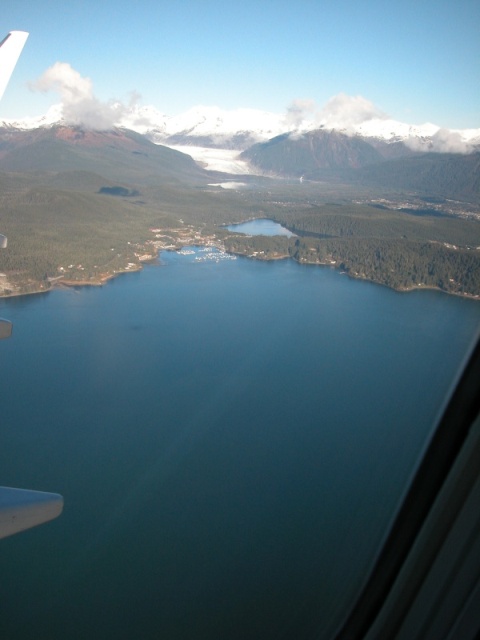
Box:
29 66 391 140
315 93 388 130
31 62 124 130
284 99 316 128
6 67 475 155
405 127 476 154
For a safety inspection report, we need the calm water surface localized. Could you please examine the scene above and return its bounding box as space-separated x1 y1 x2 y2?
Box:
1 247 479 639
226 218 296 236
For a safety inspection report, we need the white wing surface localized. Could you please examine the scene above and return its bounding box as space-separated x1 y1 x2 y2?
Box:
0 487 64 539
0 31 29 101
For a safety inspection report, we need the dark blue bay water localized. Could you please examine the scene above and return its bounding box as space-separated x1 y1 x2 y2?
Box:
1 248 479 639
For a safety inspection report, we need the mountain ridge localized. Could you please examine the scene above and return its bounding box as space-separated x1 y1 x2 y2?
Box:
0 124 209 185
1 121 479 203
240 129 385 173
2 103 479 153
239 128 480 202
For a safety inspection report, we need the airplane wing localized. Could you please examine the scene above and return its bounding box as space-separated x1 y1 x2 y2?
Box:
0 31 29 101
0 487 63 540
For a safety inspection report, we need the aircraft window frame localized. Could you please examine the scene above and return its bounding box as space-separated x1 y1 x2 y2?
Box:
334 332 480 639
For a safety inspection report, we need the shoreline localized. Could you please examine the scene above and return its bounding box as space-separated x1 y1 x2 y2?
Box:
1 243 479 303
1 255 479 302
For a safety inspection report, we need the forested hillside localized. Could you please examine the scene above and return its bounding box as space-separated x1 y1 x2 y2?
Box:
240 129 480 203
0 125 479 298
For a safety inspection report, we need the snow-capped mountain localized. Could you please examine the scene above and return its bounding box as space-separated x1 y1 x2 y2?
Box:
120 104 295 150
124 105 480 153
1 112 478 201
2 102 479 155
0 103 64 130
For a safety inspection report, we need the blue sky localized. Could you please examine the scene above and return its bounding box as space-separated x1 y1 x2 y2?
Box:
1 0 479 128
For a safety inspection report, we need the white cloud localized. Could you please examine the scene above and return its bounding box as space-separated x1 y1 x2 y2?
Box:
31 62 127 130
283 93 388 135
315 93 387 131
405 127 475 154
23 73 479 155
284 98 316 128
